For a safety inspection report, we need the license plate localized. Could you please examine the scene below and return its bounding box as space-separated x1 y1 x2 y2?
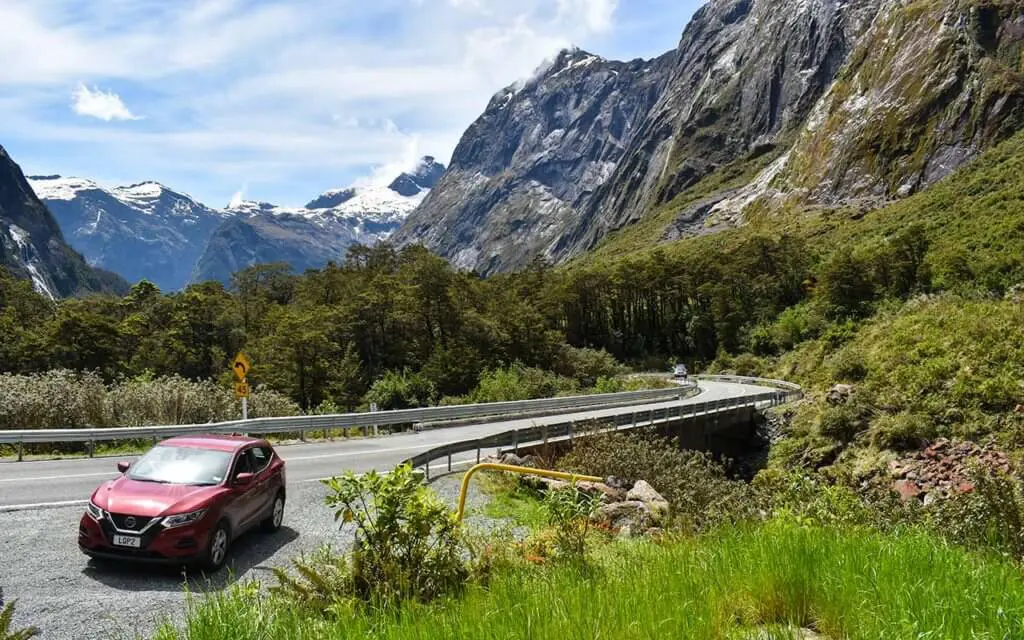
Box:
112 534 141 548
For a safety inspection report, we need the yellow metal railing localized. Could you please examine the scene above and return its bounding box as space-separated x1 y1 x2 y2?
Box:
455 462 602 522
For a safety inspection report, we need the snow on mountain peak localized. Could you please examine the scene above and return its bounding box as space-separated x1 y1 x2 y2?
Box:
27 175 102 201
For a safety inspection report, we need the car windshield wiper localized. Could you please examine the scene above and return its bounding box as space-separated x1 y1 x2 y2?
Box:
129 476 171 484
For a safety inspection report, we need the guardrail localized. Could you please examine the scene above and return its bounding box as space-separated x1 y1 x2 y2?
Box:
0 385 695 456
403 379 803 480
692 374 803 391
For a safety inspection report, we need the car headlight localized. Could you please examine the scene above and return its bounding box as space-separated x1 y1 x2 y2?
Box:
162 508 209 529
86 500 105 521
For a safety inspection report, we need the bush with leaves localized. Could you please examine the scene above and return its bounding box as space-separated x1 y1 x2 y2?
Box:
363 369 437 411
269 546 353 615
321 464 467 605
925 467 1024 559
552 346 627 388
469 364 578 403
543 484 603 563
557 431 756 532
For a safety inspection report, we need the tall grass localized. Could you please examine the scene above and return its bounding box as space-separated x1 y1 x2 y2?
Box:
154 520 1024 639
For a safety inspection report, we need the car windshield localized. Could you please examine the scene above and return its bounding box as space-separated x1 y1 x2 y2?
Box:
127 445 233 486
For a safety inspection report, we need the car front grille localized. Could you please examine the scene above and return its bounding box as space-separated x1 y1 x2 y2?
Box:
109 513 156 532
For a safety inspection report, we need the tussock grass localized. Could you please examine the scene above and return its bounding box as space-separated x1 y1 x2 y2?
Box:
154 520 1024 639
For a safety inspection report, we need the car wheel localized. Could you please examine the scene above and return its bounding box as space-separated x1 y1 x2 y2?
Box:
202 521 231 572
261 492 285 533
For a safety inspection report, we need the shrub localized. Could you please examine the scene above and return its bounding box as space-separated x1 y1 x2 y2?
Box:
269 546 353 614
363 369 437 411
557 431 756 532
552 346 627 388
321 464 467 605
926 468 1024 559
470 365 577 403
816 399 874 444
870 411 935 451
543 484 602 563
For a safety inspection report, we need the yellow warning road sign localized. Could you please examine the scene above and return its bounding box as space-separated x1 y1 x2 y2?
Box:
232 352 252 380
234 381 251 398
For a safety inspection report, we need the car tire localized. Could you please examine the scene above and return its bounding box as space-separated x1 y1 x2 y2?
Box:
201 521 231 572
261 491 285 533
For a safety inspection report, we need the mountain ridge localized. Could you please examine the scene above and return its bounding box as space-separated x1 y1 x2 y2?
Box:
394 0 1024 274
28 157 445 290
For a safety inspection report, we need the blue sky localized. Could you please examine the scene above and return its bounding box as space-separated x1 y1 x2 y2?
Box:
0 0 705 207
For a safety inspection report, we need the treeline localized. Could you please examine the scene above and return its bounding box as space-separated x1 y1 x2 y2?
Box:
0 221 966 414
5 121 1024 418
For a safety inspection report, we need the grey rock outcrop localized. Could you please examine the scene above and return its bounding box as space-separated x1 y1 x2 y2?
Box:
396 0 1024 273
392 47 676 274
1 146 126 298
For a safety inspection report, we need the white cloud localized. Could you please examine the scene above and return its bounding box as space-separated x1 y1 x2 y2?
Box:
71 83 140 121
229 185 246 208
0 0 635 204
557 0 617 34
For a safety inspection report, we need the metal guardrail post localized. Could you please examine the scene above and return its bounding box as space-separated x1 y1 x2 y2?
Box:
447 451 452 473
513 428 519 453
18 441 23 462
568 421 574 443
88 440 95 458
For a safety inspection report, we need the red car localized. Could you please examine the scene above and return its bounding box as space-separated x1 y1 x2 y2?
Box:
78 434 286 571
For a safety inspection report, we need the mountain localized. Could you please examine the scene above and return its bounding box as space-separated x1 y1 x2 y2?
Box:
27 156 444 289
191 158 443 285
0 146 127 298
395 0 1024 273
27 175 228 292
391 48 676 273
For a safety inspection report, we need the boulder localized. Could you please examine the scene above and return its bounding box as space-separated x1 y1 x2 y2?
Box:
826 384 853 406
499 452 526 466
626 480 670 522
594 501 653 531
604 476 632 490
520 455 542 468
894 479 921 501
576 481 627 502
520 476 569 493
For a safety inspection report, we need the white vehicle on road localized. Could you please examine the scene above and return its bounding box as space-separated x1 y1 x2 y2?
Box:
672 363 688 380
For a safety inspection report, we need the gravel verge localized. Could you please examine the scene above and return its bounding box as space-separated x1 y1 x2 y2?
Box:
3 468 517 640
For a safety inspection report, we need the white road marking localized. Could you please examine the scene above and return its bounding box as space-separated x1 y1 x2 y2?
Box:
0 471 116 483
0 499 88 512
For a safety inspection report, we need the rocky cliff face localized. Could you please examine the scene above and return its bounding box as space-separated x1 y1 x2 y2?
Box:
391 47 676 273
28 176 228 292
397 0 1024 271
0 146 126 298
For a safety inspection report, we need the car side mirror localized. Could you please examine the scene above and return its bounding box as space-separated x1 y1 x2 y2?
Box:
116 461 131 473
234 472 254 486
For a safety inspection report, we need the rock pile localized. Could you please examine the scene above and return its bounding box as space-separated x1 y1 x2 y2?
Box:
486 453 670 537
888 438 1014 504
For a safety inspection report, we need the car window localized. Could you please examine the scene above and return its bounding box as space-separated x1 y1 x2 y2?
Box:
232 449 254 477
127 445 233 486
250 446 271 472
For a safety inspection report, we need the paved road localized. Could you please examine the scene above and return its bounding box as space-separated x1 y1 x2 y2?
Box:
0 380 771 510
0 379 773 640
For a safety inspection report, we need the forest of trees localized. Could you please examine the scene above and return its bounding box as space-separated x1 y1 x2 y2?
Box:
0 218 938 416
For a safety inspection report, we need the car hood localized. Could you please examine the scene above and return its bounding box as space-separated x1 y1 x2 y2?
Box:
93 477 221 517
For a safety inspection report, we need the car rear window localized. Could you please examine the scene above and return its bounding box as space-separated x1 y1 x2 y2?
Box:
127 445 234 486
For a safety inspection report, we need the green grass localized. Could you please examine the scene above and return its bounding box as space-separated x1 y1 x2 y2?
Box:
478 472 549 530
153 520 1024 639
